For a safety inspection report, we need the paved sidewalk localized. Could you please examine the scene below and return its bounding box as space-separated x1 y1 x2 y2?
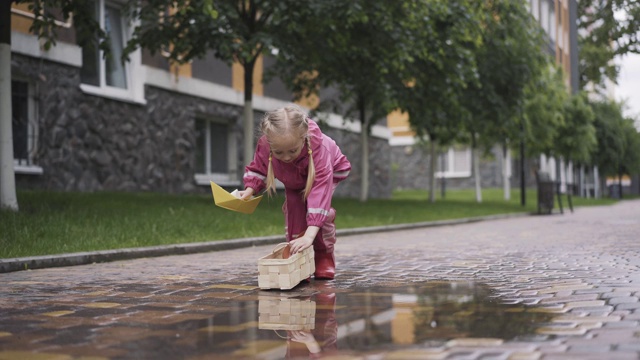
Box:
1 199 639 359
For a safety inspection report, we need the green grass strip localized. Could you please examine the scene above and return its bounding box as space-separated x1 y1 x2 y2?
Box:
0 188 616 258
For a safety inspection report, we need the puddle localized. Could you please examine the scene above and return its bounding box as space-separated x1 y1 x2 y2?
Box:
196 281 554 358
0 281 555 359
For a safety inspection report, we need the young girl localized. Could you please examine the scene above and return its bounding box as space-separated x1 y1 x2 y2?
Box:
238 104 351 279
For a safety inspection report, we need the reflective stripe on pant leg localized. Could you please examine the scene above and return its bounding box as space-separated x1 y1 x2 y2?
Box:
315 207 336 253
314 181 339 253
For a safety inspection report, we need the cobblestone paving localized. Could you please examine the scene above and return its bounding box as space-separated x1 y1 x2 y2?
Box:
1 199 639 359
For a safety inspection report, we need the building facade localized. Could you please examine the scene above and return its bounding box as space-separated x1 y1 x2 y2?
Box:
8 2 392 198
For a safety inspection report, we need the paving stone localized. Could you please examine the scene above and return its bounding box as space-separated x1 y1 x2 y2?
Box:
607 297 639 305
539 294 599 304
616 302 640 310
552 315 621 323
566 344 612 353
508 351 542 360
603 321 639 328
623 313 640 320
602 292 631 298
618 343 640 352
544 353 637 360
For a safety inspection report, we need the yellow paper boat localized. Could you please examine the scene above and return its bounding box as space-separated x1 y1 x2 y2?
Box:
210 181 263 214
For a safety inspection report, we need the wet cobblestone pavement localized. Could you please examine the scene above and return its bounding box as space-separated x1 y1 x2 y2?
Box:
1 199 640 359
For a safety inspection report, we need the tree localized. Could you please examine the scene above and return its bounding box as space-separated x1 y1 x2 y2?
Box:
523 65 568 159
590 98 627 184
395 0 482 203
555 91 597 165
591 99 640 197
271 0 413 201
124 0 306 167
2 0 107 211
1 0 18 210
619 116 640 183
554 91 597 195
461 0 547 203
2 0 321 211
1 0 199 211
577 0 640 91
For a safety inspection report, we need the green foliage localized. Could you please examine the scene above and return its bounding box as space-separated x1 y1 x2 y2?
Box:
397 0 482 145
523 65 568 157
19 0 222 64
271 0 412 126
556 91 597 164
620 118 640 175
462 0 548 151
21 0 109 53
577 0 640 91
589 98 630 176
122 0 299 69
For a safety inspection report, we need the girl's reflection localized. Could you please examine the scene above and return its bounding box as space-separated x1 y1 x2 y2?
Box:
286 291 337 359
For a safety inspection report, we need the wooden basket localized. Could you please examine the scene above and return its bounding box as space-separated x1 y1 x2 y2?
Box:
258 296 316 331
258 242 315 290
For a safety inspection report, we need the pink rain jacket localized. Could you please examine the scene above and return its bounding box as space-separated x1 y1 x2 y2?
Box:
243 119 351 229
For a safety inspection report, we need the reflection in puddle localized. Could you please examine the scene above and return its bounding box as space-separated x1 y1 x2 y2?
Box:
0 281 555 359
197 281 554 359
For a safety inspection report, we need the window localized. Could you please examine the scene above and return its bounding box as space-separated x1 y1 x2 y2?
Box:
11 80 42 175
540 0 550 35
549 3 556 43
436 147 471 179
531 0 540 21
78 0 145 103
194 118 238 186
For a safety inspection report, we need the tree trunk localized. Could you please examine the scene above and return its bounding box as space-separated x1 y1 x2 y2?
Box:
473 136 482 203
359 97 369 202
503 144 511 201
594 165 600 199
243 61 255 166
519 125 526 206
580 164 585 197
618 166 624 199
0 1 19 211
440 150 446 199
428 140 436 203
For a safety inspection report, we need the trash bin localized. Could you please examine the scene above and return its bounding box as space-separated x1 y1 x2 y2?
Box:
608 184 621 199
536 172 555 215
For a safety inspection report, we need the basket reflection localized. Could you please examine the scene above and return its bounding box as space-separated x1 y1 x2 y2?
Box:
258 296 316 331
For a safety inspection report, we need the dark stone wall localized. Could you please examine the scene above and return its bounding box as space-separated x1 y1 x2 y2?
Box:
390 144 536 191
322 128 391 199
12 54 392 199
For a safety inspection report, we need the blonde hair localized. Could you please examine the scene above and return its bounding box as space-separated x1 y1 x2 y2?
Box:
261 105 316 200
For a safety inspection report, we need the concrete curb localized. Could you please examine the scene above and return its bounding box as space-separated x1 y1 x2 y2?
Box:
0 212 532 273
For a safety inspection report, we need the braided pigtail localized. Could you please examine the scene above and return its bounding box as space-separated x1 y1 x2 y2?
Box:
303 136 315 200
265 152 276 197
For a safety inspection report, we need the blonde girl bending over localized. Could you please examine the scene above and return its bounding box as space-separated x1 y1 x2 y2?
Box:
239 105 351 279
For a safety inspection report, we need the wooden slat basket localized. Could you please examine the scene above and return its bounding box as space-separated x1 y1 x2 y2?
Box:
258 242 315 290
258 296 316 331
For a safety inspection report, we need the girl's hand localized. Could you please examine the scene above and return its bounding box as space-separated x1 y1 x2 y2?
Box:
237 187 255 200
289 330 315 343
289 226 319 254
290 235 314 254
289 331 320 353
